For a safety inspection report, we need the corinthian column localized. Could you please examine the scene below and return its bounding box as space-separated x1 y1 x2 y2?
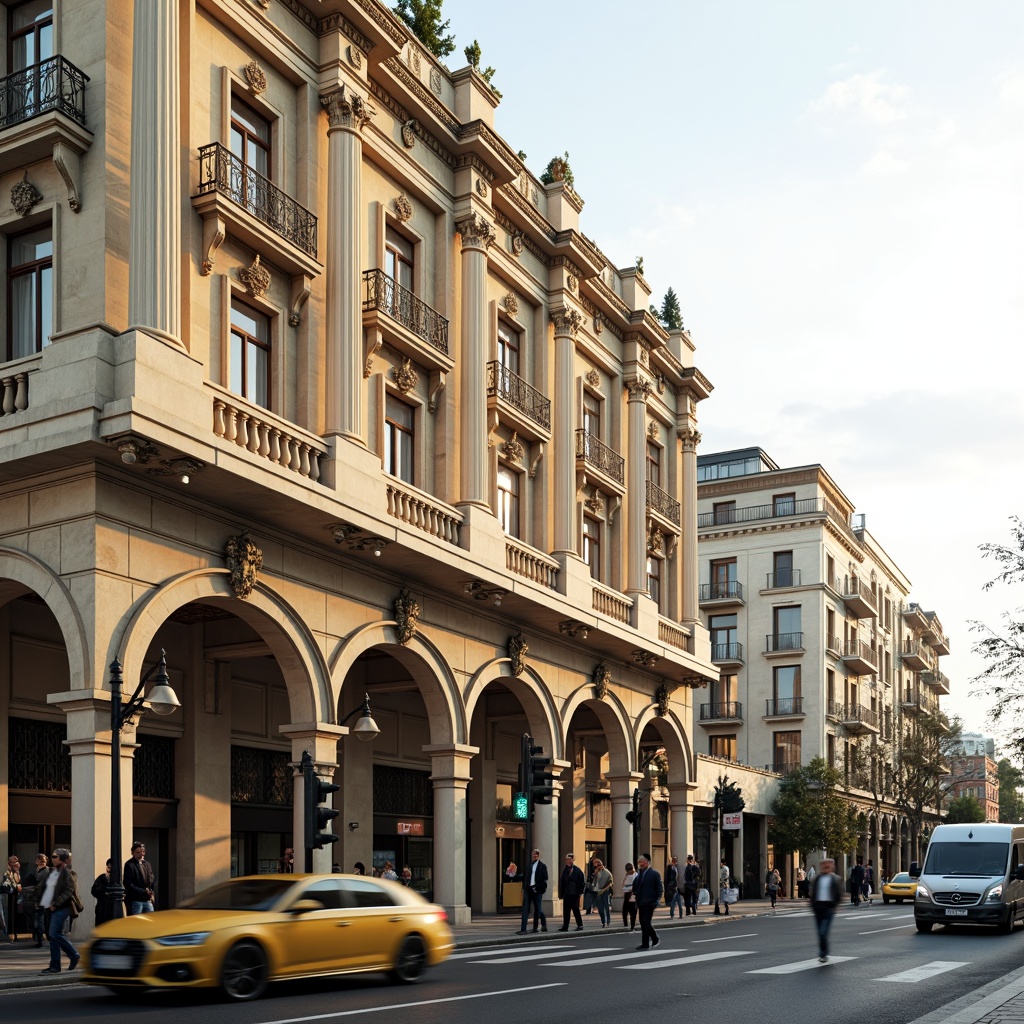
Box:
455 213 495 509
625 376 652 595
321 86 374 442
552 307 586 554
128 0 180 345
679 422 702 628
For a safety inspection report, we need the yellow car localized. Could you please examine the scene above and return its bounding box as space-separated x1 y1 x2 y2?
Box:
881 872 919 904
83 874 453 1001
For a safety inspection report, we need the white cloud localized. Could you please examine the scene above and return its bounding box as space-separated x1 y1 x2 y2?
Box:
806 71 910 125
998 66 1024 107
862 149 908 176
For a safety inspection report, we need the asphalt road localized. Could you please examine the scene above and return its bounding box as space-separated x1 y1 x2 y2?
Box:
3 905 1022 1024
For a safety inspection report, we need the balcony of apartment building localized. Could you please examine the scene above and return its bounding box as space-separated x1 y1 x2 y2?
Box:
763 696 804 721
0 55 91 201
698 701 744 725
764 568 802 591
840 703 879 736
840 638 878 675
646 479 681 533
923 619 951 657
698 495 826 529
840 575 877 618
900 688 925 717
486 361 551 442
575 429 625 497
900 639 930 671
764 632 804 658
826 698 844 724
710 642 744 666
921 668 950 695
825 633 842 659
363 269 451 373
765 760 800 775
698 580 744 608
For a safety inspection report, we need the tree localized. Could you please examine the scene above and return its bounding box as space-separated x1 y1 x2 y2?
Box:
945 794 986 823
998 758 1024 823
768 757 859 858
540 152 574 189
971 516 1024 761
393 0 455 58
659 287 683 330
463 40 500 97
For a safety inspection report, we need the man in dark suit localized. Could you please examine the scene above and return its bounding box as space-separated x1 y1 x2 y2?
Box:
633 853 664 950
515 849 549 934
811 857 843 962
557 853 586 931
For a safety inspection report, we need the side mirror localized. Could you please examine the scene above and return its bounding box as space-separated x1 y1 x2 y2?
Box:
288 899 325 914
908 862 920 879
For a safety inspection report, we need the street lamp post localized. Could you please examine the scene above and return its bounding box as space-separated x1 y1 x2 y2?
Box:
107 650 181 920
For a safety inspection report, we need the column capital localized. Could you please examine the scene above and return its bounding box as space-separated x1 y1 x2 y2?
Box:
550 306 586 338
455 212 495 251
677 426 702 452
320 85 375 133
280 723 347 768
625 375 653 402
424 743 480 782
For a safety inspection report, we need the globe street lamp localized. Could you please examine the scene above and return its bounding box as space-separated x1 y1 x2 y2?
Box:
107 650 180 919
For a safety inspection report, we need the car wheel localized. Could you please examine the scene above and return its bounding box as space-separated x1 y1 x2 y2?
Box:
916 921 933 934
882 896 889 904
220 941 269 1001
998 914 1014 935
390 935 427 984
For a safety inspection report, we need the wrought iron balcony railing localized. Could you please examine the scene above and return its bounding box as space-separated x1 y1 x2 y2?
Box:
363 269 449 355
765 697 804 716
0 55 88 130
700 580 744 601
699 496 825 527
842 703 879 728
766 568 802 588
486 361 551 430
646 479 680 525
711 642 743 662
765 632 804 653
575 428 624 484
196 142 317 257
700 701 743 721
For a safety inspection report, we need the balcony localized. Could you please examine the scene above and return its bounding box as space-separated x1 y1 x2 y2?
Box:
699 495 827 528
575 428 624 494
900 640 930 671
0 355 40 421
840 575 877 618
766 761 800 775
486 361 551 440
765 568 802 590
921 668 950 695
711 642 744 666
826 698 844 722
841 703 879 735
764 632 804 657
646 479 681 528
764 696 804 719
840 638 878 675
900 689 924 716
825 633 842 658
699 701 744 723
363 268 452 374
699 580 745 607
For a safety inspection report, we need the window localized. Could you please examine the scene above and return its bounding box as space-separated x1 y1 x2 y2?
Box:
826 553 835 587
497 321 520 373
773 550 794 588
497 464 520 538
583 514 601 581
7 225 52 361
713 501 735 525
773 492 796 516
773 731 801 772
773 606 801 649
229 300 270 408
646 555 661 609
712 674 737 706
773 666 801 710
384 394 414 483
583 393 601 439
646 441 661 486
826 668 835 704
385 227 414 293
709 735 737 761
710 559 737 592
710 614 738 659
8 1 52 121
230 96 271 212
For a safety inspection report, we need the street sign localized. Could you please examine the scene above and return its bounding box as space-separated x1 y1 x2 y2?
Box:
722 811 742 829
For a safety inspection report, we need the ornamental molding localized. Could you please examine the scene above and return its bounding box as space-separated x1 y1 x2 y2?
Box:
347 44 363 69
497 181 557 244
626 377 652 401
369 81 455 169
318 9 378 52
508 629 528 677
592 661 611 700
583 488 604 514
511 231 525 256
244 60 267 95
10 175 41 217
503 291 518 316
551 308 585 336
320 85 374 132
401 119 417 148
500 431 524 464
393 587 420 645
393 191 413 222
647 421 660 441
238 255 271 298
455 213 495 250
584 369 601 388
383 58 459 136
647 523 665 555
391 358 418 393
567 273 578 292
678 426 702 452
593 312 603 335
475 177 489 197
455 153 496 182
408 46 422 75
225 530 263 600
429 67 443 96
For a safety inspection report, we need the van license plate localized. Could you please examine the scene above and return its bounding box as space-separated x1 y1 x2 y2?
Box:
944 909 968 917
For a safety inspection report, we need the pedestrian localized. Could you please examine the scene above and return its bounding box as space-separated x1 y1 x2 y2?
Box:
39 848 81 974
332 863 342 874
848 856 865 907
278 848 295 873
557 853 585 931
91 860 114 929
796 864 807 899
621 862 638 930
353 861 366 875
516 848 549 934
863 859 875 905
667 856 684 919
592 859 613 927
1 855 22 940
381 860 398 881
719 858 732 915
584 855 599 915
682 854 701 916
633 853 664 950
806 862 816 892
123 841 155 914
401 867 413 886
767 866 781 908
25 853 47 946
811 857 843 962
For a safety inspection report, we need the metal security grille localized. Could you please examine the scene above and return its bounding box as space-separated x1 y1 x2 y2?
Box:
8 717 71 791
230 746 293 806
373 764 434 816
133 735 175 800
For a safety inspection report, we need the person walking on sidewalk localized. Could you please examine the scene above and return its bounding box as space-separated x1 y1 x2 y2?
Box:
621 862 638 930
848 856 865 907
633 853 664 950
811 857 843 962
25 853 48 946
91 860 114 929
515 849 548 934
667 856 684 919
682 855 701 916
767 867 781 908
557 853 586 931
592 859 613 927
39 848 81 974
863 859 875 905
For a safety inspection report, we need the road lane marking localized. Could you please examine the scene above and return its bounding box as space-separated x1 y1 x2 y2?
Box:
859 924 916 935
256 983 567 1024
448 943 577 959
748 956 858 974
468 947 619 963
618 950 755 970
540 947 689 967
877 961 970 983
692 932 758 943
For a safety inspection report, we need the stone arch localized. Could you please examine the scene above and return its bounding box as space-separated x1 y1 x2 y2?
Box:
464 660 560 758
560 685 633 772
118 568 332 724
0 546 91 689
634 706 693 786
328 622 464 746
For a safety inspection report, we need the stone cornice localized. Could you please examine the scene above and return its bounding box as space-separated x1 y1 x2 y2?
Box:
383 56 460 135
497 180 557 242
319 12 374 54
676 366 713 401
493 209 547 263
578 295 623 340
367 80 455 168
349 0 408 48
455 152 495 183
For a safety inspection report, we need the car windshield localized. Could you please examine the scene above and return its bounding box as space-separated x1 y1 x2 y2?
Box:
890 873 912 883
181 879 295 911
923 841 1008 876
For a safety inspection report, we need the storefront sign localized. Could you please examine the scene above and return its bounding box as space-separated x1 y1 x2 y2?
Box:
722 812 742 830
397 821 424 835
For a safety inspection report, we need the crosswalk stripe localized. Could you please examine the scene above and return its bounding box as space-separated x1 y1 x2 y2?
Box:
748 956 858 974
449 944 577 959
540 947 690 967
618 950 755 970
468 947 619 964
876 961 970 983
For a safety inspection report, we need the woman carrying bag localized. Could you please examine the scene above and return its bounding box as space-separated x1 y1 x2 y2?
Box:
620 862 638 930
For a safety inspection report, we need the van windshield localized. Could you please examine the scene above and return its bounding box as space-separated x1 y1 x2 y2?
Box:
923 841 1008 876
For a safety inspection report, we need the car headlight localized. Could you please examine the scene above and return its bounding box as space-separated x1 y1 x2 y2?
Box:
914 883 930 899
155 932 211 947
987 884 1004 903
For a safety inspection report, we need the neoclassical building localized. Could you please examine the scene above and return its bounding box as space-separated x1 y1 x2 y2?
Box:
0 0 719 922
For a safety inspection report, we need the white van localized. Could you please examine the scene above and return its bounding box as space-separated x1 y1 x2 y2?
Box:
910 823 1024 934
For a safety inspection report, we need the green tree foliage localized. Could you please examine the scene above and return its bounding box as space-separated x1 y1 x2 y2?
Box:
998 758 1024 822
971 517 1024 761
945 794 986 823
540 152 574 189
463 39 500 96
393 0 455 58
768 757 859 857
659 287 683 330
714 774 745 815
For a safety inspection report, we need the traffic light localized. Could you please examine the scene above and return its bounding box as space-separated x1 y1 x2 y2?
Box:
514 734 530 821
529 743 556 805
302 751 340 851
625 788 641 827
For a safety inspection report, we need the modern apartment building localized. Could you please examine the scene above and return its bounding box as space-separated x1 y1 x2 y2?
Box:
0 0 718 922
693 448 951 874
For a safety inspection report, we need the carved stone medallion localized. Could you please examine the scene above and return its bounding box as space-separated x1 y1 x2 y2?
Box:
583 488 604 515
393 191 413 222
567 273 578 293
503 291 518 316
239 255 271 298
392 358 418 394
244 60 267 95
401 119 418 148
10 177 41 217
647 421 659 441
500 431 524 464
511 231 525 256
508 629 528 677
393 586 420 645
225 530 263 600
429 68 442 95
593 312 603 335
585 369 600 388
475 177 488 197
347 45 363 69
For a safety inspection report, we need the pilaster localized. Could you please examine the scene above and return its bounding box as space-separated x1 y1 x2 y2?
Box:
679 424 702 630
625 376 652 595
551 308 585 554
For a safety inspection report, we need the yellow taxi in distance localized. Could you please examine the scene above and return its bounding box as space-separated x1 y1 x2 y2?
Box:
82 874 453 1001
881 872 919 904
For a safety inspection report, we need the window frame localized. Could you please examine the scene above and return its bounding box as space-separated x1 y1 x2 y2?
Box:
383 391 415 484
709 734 737 761
496 461 521 539
582 513 602 582
228 296 272 410
6 221 53 362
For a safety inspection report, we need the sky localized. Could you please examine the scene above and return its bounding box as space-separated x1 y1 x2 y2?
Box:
436 0 1024 746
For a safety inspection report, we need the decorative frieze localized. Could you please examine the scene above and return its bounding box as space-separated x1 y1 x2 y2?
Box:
225 530 263 600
